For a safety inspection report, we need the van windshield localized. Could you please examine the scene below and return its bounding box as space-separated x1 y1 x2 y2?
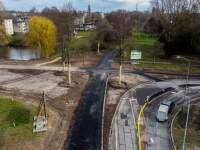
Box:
157 111 166 119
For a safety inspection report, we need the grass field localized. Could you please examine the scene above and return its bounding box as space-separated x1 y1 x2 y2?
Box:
135 37 157 51
173 111 200 149
0 97 39 147
132 32 150 39
136 62 200 71
73 31 92 48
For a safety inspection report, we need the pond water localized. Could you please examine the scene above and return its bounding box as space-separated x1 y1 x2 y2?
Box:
0 47 42 60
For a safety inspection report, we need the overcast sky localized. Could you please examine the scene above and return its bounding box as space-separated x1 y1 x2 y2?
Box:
2 0 151 13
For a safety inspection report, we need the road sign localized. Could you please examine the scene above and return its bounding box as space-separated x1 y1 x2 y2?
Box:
131 50 142 59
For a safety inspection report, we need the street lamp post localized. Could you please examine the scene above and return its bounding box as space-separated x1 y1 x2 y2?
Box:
177 55 190 112
171 92 191 150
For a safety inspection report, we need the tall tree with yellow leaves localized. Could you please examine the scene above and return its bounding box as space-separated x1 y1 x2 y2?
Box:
0 0 11 45
0 25 11 46
27 16 56 57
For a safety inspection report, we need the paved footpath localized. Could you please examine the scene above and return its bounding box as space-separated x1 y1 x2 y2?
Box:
110 84 160 150
66 49 119 150
0 65 79 71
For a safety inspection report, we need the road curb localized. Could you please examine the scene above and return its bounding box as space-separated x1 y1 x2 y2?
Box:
148 87 176 102
170 97 200 150
101 73 109 150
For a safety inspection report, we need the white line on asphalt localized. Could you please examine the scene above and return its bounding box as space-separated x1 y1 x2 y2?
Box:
151 138 154 143
156 121 158 128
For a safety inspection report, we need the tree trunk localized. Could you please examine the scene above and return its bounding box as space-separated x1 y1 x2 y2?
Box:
98 42 100 54
83 56 85 65
68 63 71 85
119 64 122 85
63 60 65 72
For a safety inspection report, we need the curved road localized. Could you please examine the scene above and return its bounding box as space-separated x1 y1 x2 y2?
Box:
134 82 200 150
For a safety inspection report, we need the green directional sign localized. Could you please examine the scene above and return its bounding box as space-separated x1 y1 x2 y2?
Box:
131 50 142 59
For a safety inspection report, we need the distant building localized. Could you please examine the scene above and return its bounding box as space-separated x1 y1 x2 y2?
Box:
75 23 97 31
75 16 85 25
3 19 14 35
13 22 28 34
10 12 17 17
13 15 28 34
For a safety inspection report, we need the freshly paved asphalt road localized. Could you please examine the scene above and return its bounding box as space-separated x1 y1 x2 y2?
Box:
66 49 119 150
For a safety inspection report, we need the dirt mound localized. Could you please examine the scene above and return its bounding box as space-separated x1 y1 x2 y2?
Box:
109 81 127 89
8 69 47 75
54 71 67 76
59 81 78 88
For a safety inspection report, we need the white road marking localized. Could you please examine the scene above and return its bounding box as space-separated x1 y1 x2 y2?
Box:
100 72 106 80
151 138 154 143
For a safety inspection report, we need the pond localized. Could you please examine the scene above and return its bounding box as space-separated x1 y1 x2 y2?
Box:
0 47 42 60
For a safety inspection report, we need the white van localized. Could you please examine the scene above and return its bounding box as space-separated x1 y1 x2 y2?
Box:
156 104 169 122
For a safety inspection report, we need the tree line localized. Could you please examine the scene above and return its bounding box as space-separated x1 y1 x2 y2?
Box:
145 0 200 56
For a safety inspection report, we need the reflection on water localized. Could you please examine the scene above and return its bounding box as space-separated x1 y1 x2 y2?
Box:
0 47 42 60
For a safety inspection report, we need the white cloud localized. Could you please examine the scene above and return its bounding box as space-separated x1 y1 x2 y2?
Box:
141 2 150 5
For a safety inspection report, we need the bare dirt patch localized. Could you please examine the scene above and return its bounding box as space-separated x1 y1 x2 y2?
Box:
0 69 91 150
111 62 200 76
103 74 150 149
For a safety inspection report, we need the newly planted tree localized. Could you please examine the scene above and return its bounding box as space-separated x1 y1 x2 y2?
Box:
27 16 57 57
111 10 133 84
94 24 104 54
56 2 76 85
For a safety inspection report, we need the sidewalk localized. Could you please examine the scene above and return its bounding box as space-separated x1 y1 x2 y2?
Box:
109 96 138 150
109 87 139 150
0 65 80 71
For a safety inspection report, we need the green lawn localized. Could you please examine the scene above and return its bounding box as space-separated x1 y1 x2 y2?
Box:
136 62 200 71
135 37 157 51
183 55 200 61
173 111 200 149
72 31 92 48
0 97 39 147
77 31 92 40
132 32 149 39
